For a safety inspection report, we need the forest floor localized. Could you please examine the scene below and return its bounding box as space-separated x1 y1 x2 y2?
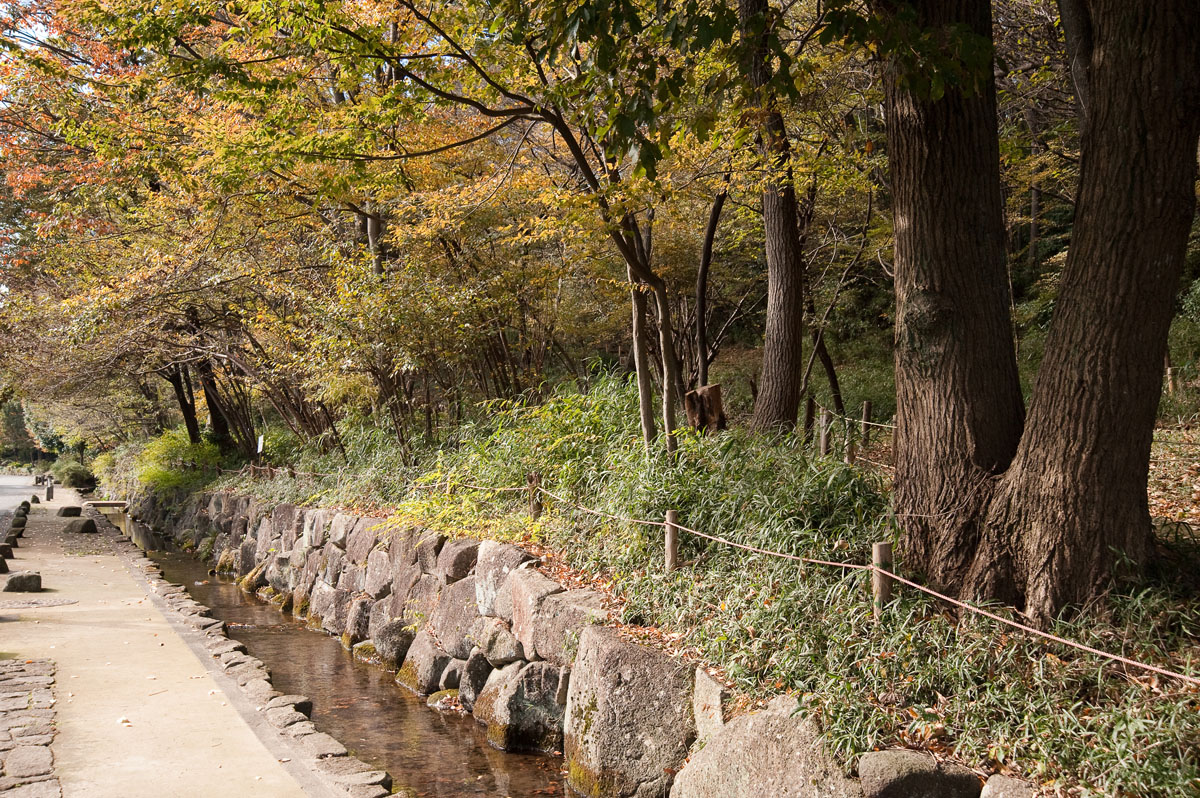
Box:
1147 426 1200 524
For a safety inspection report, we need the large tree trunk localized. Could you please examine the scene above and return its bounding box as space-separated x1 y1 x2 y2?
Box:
967 0 1200 623
882 0 1026 589
740 0 808 431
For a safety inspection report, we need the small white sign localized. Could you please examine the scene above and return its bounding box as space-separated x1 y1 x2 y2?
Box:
256 435 264 454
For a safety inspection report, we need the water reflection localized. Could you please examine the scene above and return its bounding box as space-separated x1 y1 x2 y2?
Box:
153 553 567 797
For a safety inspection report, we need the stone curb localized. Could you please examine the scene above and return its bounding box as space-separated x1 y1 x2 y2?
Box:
87 510 390 798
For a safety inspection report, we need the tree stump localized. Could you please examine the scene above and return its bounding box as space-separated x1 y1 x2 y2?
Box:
684 385 727 434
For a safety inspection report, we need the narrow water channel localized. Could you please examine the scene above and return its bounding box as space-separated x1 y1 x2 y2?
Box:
152 551 568 798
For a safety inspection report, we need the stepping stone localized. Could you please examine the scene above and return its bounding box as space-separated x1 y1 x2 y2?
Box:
0 544 12 557
55 507 81 518
61 519 97 535
3 572 41 592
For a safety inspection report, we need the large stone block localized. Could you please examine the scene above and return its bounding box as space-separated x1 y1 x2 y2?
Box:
347 517 385 563
414 532 448 574
253 516 276 564
319 587 353 636
458 649 493 712
55 506 81 517
367 598 392 640
510 568 564 657
339 563 365 593
669 696 860 798
474 661 568 753
270 503 301 550
531 589 606 666
476 541 536 618
565 626 694 798
364 548 393 599
328 513 358 550
436 537 480 583
387 525 420 568
430 576 482 660
300 508 333 549
374 619 415 669
398 571 442 628
396 629 450 695
476 617 525 667
858 750 980 798
344 597 374 646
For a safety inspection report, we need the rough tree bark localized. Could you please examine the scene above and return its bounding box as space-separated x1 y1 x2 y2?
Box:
882 0 1026 591
887 0 1200 624
740 0 809 431
966 0 1200 622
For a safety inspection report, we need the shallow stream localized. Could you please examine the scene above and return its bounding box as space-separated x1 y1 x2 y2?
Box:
152 552 568 797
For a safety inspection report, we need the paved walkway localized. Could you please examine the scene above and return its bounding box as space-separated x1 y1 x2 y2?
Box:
0 476 310 797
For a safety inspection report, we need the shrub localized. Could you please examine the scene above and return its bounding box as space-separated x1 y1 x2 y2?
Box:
134 428 222 494
49 457 94 488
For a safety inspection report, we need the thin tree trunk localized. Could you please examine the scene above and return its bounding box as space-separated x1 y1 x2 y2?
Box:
741 0 808 431
629 268 658 449
969 0 1200 623
162 365 201 444
696 186 729 387
882 0 1026 590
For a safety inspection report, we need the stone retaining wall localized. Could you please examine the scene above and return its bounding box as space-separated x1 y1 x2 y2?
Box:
137 490 1036 798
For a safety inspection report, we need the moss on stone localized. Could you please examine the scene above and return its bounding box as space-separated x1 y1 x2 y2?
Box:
214 548 236 575
426 689 460 712
395 661 420 693
566 759 617 798
351 642 378 663
306 613 324 631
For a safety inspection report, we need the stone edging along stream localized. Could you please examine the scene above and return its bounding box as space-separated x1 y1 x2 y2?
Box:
87 508 391 798
124 491 1037 798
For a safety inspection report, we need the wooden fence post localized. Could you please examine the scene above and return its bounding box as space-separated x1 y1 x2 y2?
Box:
803 396 815 444
665 510 679 572
1167 368 1179 395
527 472 543 521
818 406 831 456
45 481 53 501
861 401 873 444
872 541 893 620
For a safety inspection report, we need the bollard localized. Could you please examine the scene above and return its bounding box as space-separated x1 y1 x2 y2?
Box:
818 406 831 456
527 472 543 521
665 510 679 572
45 482 54 501
871 542 893 621
861 401 873 444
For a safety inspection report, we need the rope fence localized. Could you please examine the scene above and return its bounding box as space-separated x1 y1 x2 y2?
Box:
535 483 1200 690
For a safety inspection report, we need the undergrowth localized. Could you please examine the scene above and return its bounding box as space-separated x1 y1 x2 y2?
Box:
104 377 1199 797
